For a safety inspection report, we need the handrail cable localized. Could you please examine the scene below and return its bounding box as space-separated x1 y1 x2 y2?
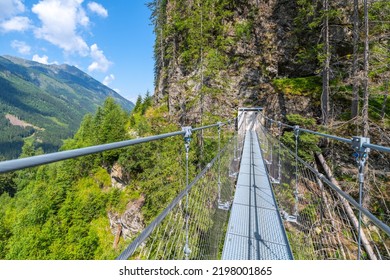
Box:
0 119 234 174
260 112 390 153
267 129 390 236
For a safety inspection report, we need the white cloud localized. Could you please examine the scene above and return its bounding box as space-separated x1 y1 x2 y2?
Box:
77 6 89 27
11 40 31 54
103 74 115 86
32 0 90 55
32 54 49 64
32 54 58 65
1 16 31 32
0 0 25 20
88 43 111 72
87 2 108 18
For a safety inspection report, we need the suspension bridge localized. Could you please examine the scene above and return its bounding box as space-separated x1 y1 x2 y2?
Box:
0 108 389 260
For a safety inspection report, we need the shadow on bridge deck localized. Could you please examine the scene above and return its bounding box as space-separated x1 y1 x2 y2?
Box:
222 111 293 260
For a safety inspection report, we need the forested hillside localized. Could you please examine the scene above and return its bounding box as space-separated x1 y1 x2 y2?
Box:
0 55 134 159
149 0 389 134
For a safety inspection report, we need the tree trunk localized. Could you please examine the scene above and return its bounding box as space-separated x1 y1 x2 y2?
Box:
362 0 370 137
351 0 360 119
113 224 122 249
314 162 347 259
381 81 389 121
321 0 330 125
316 153 377 260
198 0 204 167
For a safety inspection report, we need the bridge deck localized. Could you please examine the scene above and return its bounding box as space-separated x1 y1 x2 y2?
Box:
222 127 293 260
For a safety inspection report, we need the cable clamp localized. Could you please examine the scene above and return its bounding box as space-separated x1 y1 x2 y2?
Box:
182 126 192 153
294 125 300 136
351 136 370 154
182 126 192 143
351 136 370 164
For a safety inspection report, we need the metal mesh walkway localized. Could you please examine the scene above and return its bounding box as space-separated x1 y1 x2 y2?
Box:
222 110 293 260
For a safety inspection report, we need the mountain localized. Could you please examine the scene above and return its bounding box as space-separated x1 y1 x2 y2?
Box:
0 55 134 159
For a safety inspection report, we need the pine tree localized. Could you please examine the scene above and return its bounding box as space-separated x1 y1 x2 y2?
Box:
134 95 143 113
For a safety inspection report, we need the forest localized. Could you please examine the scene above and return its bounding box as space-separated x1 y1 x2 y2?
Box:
0 96 173 259
0 55 133 159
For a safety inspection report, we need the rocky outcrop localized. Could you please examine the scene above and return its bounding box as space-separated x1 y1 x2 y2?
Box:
152 0 300 122
110 162 127 190
151 0 353 122
108 195 145 241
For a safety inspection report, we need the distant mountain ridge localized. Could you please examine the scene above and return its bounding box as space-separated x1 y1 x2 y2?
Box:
0 55 134 159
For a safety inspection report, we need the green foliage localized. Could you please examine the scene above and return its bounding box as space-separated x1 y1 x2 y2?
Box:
0 156 16 196
128 92 154 135
286 114 316 127
369 1 390 33
368 94 390 125
300 204 317 223
273 76 322 97
133 95 143 113
92 167 112 189
281 114 320 161
369 44 390 80
286 230 317 260
119 101 185 222
150 0 235 78
204 49 228 78
62 97 128 167
291 0 348 77
234 20 252 41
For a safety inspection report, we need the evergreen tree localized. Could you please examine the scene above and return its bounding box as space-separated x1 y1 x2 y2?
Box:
141 91 153 115
134 95 143 113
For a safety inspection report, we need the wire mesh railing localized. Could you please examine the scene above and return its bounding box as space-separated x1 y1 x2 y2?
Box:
118 129 238 260
257 113 390 260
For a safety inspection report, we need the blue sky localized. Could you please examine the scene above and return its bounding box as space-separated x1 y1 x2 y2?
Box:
0 0 155 103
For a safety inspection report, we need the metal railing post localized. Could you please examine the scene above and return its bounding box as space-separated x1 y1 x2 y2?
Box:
217 122 222 203
293 125 300 217
234 118 237 161
182 126 192 260
352 136 370 260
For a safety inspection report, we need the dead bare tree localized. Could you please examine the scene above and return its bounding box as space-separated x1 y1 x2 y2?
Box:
316 153 377 260
351 0 360 119
362 0 370 137
322 0 330 125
